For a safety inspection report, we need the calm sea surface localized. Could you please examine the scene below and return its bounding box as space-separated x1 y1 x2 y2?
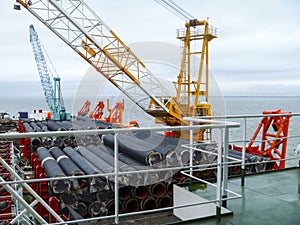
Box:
1 96 299 167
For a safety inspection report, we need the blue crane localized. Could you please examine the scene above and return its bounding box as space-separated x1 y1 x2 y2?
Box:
29 24 71 120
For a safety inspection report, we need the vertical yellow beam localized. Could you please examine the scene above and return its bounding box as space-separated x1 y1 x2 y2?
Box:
205 24 209 103
187 27 191 115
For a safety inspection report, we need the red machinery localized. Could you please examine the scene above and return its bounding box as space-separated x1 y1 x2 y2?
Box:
106 101 124 124
89 101 105 121
231 109 291 170
89 100 126 125
77 100 91 116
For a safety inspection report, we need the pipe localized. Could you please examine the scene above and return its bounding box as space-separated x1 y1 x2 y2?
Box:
41 136 53 148
73 201 88 217
122 197 140 213
97 190 113 202
30 121 42 132
119 186 132 200
102 134 162 166
133 131 189 159
46 120 64 131
63 136 75 147
63 147 107 192
36 147 70 193
31 137 42 149
158 195 173 208
60 192 78 206
78 188 97 203
106 199 123 215
36 121 49 132
228 150 253 173
49 146 86 189
173 170 185 181
63 146 107 191
75 146 115 183
88 201 108 217
166 182 173 196
165 149 180 166
22 122 34 132
53 136 63 147
95 120 116 129
132 185 149 200
61 120 73 130
140 196 158 210
198 168 215 179
75 135 91 146
178 148 191 166
149 182 166 198
86 144 140 186
75 146 112 174
156 169 174 183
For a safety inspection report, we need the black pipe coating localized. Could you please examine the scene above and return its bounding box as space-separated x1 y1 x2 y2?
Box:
102 134 162 166
63 146 107 191
86 144 140 185
49 147 84 177
36 147 69 193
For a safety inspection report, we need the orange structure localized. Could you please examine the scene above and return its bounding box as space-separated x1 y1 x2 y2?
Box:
232 109 291 170
106 100 124 124
89 101 105 121
77 100 91 116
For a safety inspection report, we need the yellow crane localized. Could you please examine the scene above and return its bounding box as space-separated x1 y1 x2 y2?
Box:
15 0 216 140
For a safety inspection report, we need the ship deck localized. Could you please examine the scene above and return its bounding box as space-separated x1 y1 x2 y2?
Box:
182 167 300 225
93 167 299 225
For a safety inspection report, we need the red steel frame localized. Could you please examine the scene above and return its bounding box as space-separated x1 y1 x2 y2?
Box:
233 109 291 170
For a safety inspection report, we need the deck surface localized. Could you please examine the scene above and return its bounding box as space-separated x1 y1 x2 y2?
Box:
91 210 180 225
182 168 300 225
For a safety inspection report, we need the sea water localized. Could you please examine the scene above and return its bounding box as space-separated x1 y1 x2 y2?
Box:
0 96 299 167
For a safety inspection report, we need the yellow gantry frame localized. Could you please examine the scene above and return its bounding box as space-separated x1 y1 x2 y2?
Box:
175 19 217 117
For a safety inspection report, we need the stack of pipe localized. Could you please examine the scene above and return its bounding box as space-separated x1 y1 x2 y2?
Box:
22 119 273 221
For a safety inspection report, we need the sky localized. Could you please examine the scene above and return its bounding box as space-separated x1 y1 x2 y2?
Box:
1 0 300 99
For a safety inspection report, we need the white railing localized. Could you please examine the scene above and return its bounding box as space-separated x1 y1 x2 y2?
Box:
201 112 300 186
0 119 239 224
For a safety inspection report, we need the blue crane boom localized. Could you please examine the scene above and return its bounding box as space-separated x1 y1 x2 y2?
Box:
29 24 70 120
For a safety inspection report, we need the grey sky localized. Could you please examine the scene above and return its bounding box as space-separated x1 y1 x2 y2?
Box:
0 0 300 98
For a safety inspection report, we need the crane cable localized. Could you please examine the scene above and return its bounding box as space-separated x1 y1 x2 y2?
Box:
154 0 195 21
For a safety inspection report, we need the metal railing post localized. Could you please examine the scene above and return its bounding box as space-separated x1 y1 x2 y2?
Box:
189 120 193 182
222 127 229 208
241 117 246 186
216 128 223 221
114 132 120 225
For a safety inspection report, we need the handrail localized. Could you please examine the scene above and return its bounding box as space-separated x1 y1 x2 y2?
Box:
0 119 239 224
